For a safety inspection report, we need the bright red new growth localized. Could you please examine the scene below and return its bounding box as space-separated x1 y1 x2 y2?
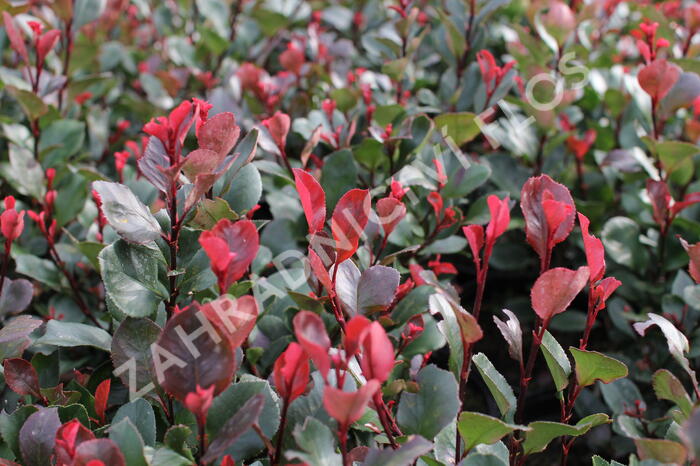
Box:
331 189 371 263
196 112 240 156
262 111 291 150
199 218 260 293
2 12 29 65
485 195 511 242
359 322 395 383
531 266 590 322
184 384 215 422
273 342 310 403
578 213 605 283
55 420 96 466
376 197 406 239
322 379 380 430
344 314 372 357
200 295 259 349
521 175 576 269
293 310 332 378
94 379 111 424
293 168 326 234
638 59 680 102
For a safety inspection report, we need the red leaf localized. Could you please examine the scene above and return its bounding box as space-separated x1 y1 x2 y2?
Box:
3 358 42 400
485 195 510 244
199 295 258 349
592 277 622 312
308 246 334 296
293 168 326 234
221 455 235 466
55 420 95 466
2 12 28 65
154 305 235 402
638 59 680 102
323 380 380 430
344 315 371 358
427 191 443 219
646 179 670 229
671 192 700 218
261 111 290 150
520 175 575 264
332 189 371 263
293 310 331 378
183 384 215 421
94 379 110 424
542 198 573 246
531 266 590 322
680 237 700 284
462 225 484 270
199 219 259 293
359 322 394 383
578 213 605 283
273 342 310 403
36 29 60 64
376 197 406 239
73 439 125 466
197 112 240 157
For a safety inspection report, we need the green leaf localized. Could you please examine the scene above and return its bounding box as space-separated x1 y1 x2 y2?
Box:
446 166 491 201
0 143 46 198
0 405 38 459
201 394 265 464
457 412 526 452
109 418 147 466
601 216 649 271
656 141 699 186
112 398 156 446
223 163 262 214
206 376 280 461
39 120 85 167
634 438 688 464
6 85 48 120
540 331 571 392
397 365 460 439
12 253 63 291
522 414 609 454
354 138 386 170
436 9 466 59
434 113 481 146
36 320 112 351
321 149 357 213
287 417 341 466
570 347 628 387
189 197 238 230
652 369 693 418
473 353 517 422
150 447 194 466
363 435 433 465
110 318 161 398
163 425 194 460
374 104 406 127
99 240 167 319
92 181 162 244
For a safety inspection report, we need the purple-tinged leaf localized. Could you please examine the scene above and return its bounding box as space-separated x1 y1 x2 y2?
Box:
19 407 60 466
201 394 264 464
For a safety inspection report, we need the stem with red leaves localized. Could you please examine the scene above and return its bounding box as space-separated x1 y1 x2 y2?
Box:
510 319 549 464
339 425 350 466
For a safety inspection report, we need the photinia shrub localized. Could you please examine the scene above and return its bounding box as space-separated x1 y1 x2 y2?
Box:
1 1 700 465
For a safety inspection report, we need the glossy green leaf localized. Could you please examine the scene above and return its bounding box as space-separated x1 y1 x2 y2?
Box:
570 347 628 387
